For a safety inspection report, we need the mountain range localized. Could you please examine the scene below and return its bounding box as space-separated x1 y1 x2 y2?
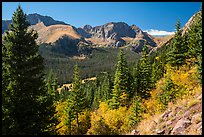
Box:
2 13 164 53
2 11 197 54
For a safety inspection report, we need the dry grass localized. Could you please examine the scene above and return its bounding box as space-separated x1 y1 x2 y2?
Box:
31 23 81 43
73 55 86 60
187 99 201 109
57 77 97 93
136 113 161 135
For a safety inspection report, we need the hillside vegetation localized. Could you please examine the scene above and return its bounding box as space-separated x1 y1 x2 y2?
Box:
51 10 202 135
39 45 140 84
2 6 201 135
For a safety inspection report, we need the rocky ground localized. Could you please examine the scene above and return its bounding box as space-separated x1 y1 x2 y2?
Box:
130 92 202 135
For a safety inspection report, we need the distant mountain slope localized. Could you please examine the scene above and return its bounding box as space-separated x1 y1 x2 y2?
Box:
2 13 157 50
29 22 81 44
2 13 67 33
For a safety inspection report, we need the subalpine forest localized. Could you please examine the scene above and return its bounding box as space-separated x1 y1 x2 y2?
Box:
2 6 202 135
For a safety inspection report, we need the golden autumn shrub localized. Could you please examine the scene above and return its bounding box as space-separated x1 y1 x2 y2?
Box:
143 62 201 117
54 101 68 135
71 109 91 135
55 101 91 135
87 102 131 135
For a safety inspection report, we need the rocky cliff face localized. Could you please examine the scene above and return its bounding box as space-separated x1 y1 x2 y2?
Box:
78 22 156 48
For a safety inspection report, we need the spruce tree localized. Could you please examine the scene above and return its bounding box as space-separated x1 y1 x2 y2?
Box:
101 72 112 101
46 69 60 101
69 64 86 134
187 11 202 82
129 98 144 126
2 5 56 135
110 49 133 109
167 19 187 68
187 11 202 60
64 95 75 135
159 76 178 106
137 44 152 99
151 56 164 87
133 60 141 96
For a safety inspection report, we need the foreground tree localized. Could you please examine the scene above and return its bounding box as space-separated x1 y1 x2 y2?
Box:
110 49 133 109
187 10 202 82
167 19 187 68
66 65 86 134
136 44 152 99
2 5 56 135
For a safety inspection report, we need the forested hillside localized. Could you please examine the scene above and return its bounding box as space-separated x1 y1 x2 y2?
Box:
52 10 202 135
39 44 140 84
2 5 202 135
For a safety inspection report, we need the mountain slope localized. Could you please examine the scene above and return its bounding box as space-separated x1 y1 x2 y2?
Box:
131 65 202 135
2 13 67 33
30 22 81 44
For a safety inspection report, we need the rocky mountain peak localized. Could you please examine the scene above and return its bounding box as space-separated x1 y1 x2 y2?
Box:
83 25 92 31
26 13 67 26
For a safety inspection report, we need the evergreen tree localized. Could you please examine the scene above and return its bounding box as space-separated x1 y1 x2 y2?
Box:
46 69 60 101
100 72 113 101
2 5 56 135
129 98 144 126
64 95 75 135
167 19 187 68
151 56 164 87
137 44 152 99
187 11 202 83
187 11 202 60
110 49 133 109
159 76 178 106
69 64 86 134
132 60 141 96
81 80 95 108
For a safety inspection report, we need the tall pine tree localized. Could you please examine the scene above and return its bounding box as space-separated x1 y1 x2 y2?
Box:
187 10 202 82
187 11 202 60
167 19 187 68
68 64 86 134
138 44 152 99
2 5 56 135
151 56 164 87
110 49 133 109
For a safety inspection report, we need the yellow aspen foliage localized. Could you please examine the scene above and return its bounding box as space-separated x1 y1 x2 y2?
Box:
70 109 91 135
87 102 131 135
119 92 128 106
54 101 69 135
143 62 201 117
155 56 160 60
55 101 91 135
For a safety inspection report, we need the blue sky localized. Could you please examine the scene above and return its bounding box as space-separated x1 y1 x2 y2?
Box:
2 2 201 35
